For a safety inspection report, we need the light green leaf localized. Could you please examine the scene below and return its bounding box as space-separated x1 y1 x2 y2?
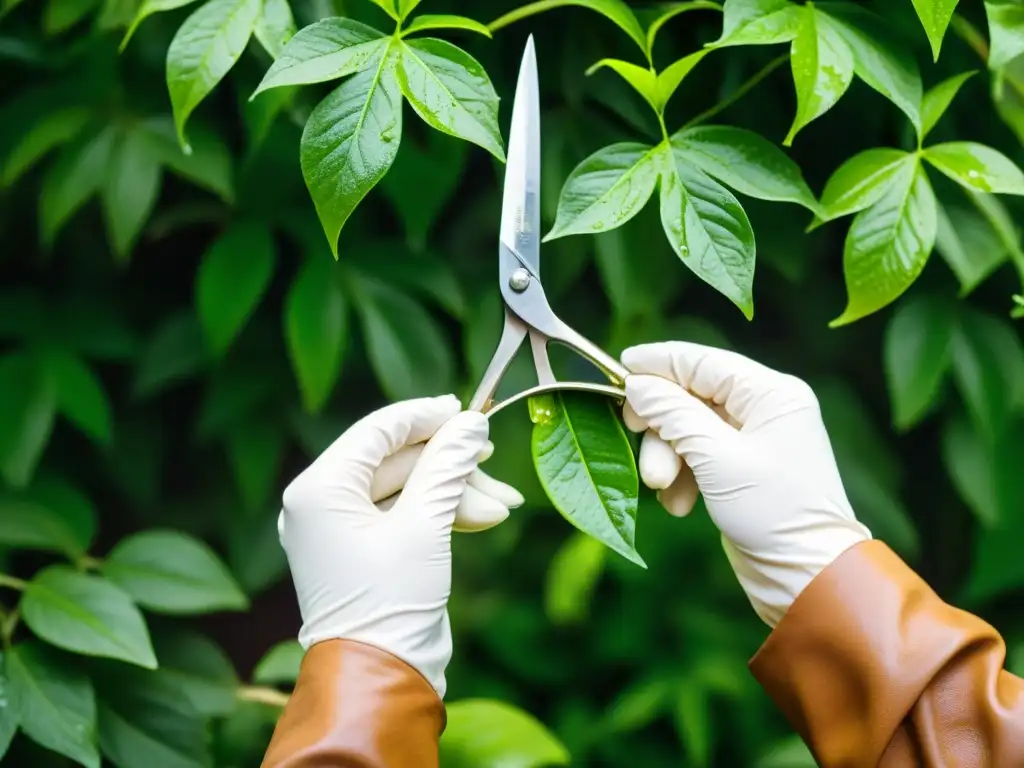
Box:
655 49 711 110
251 18 387 98
102 529 249 615
910 0 960 61
396 0 421 19
586 58 659 112
883 293 954 430
672 125 820 212
0 652 17 759
646 1 723 54
819 3 922 132
7 643 99 768
152 630 238 718
786 7 854 144
121 0 201 51
195 221 276 356
531 392 643 567
817 148 911 222
252 640 304 685
545 142 660 239
253 0 295 59
920 71 976 139
545 531 606 626
136 117 234 202
300 49 401 257
284 255 348 413
351 277 455 401
712 0 802 47
101 127 163 260
396 38 504 161
488 0 646 55
441 699 571 768
1 106 91 187
40 349 113 445
402 14 491 38
659 142 756 319
133 312 207 398
0 352 57 489
831 159 936 326
22 566 157 669
166 0 262 152
935 193 1014 295
0 478 97 558
225 419 284 512
924 141 1024 195
39 127 116 247
985 0 1024 70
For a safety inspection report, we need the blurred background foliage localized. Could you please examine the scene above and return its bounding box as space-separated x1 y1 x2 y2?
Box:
1 0 1024 766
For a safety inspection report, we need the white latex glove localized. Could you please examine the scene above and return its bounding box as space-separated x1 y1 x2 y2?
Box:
621 342 871 628
278 395 522 698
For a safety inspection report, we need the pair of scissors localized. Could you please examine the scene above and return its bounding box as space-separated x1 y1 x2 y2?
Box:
468 35 631 418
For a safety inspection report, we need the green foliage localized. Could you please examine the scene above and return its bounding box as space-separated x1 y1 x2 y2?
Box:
2 0 1024 765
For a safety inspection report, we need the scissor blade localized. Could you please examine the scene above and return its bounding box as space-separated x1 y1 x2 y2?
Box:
499 34 542 278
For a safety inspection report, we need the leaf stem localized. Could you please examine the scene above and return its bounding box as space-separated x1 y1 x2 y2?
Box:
1 607 19 647
680 52 789 131
950 15 989 62
0 574 27 591
237 685 290 708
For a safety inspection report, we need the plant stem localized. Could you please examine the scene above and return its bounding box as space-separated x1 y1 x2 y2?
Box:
237 685 290 708
1 607 19 647
951 15 989 62
0 574 27 591
681 53 789 131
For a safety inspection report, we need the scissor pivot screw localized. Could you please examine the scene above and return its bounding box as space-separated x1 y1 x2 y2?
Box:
509 268 531 292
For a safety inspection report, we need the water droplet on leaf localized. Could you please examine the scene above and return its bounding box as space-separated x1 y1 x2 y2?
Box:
380 131 394 143
528 394 556 425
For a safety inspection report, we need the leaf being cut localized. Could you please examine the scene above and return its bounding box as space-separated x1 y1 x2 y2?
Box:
787 7 853 144
910 0 960 61
923 142 1024 195
831 158 936 326
21 566 158 668
817 148 911 222
531 392 643 567
441 699 571 768
712 0 802 47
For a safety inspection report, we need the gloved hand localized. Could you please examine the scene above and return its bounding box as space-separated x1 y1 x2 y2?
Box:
620 342 871 628
278 395 522 698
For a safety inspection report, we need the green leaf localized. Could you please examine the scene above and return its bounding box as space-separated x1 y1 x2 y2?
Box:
920 71 975 139
43 0 100 34
603 677 671 733
786 7 854 144
545 142 660 239
152 630 238 718
347 242 466 318
22 566 157 668
712 0 802 47
440 699 571 768
935 193 1014 295
941 414 1004 527
488 0 646 55
120 0 201 51
910 0 960 61
544 531 606 626
251 18 387 98
673 681 711 767
40 349 113 445
365 0 399 20
1 106 91 187
396 0 421 19
225 419 284 512
951 308 1024 445
671 125 820 213
402 14 491 38
39 127 116 247
252 640 304 685
396 38 504 160
818 3 922 133
985 0 1024 70
586 58 659 112
227 510 288 596
531 392 643 567
195 221 276 356
817 148 911 222
253 0 295 59
6 643 99 768
883 293 954 430
136 117 234 202
655 50 711 110
351 277 455 400
0 476 97 558
658 141 756 319
0 352 57 488
756 736 817 768
300 49 401 257
646 1 723 53
831 159 936 326
166 0 262 152
102 529 249 615
923 141 1024 195
101 127 163 260
0 652 17 759
133 312 207 398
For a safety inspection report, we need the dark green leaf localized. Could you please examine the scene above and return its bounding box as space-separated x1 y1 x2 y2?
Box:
253 0 295 59
22 566 157 668
41 349 113 445
195 221 276 356
251 18 387 97
225 419 283 512
39 127 116 247
166 0 262 151
985 0 1024 70
440 699 571 768
252 640 303 685
756 736 817 768
101 127 163 260
910 0 960 61
673 681 711 767
531 392 643 567
883 293 954 430
0 476 97 558
941 414 1004 527
488 0 646 54
227 510 288 596
1 106 90 187
403 14 491 38
6 643 99 768
544 531 606 626
121 0 201 51
137 117 234 202
0 352 57 488
935 193 1013 295
546 142 660 239
817 148 911 222
133 312 208 398
831 158 936 326
920 71 976 139
102 529 249 615
923 141 1024 195
712 0 802 47
0 651 16 759
347 242 466 318
659 142 756 319
43 0 100 34
396 38 504 160
152 630 238 718
300 49 401 256
195 361 281 439
787 7 854 144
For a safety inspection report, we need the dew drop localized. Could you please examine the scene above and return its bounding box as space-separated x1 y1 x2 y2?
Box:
679 245 689 256
528 394 556 425
968 169 979 178
380 130 394 143
593 221 605 230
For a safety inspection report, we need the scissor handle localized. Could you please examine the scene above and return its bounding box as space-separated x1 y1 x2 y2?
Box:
482 381 626 418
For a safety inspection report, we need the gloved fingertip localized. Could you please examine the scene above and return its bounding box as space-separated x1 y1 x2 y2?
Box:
477 440 495 463
621 401 646 433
